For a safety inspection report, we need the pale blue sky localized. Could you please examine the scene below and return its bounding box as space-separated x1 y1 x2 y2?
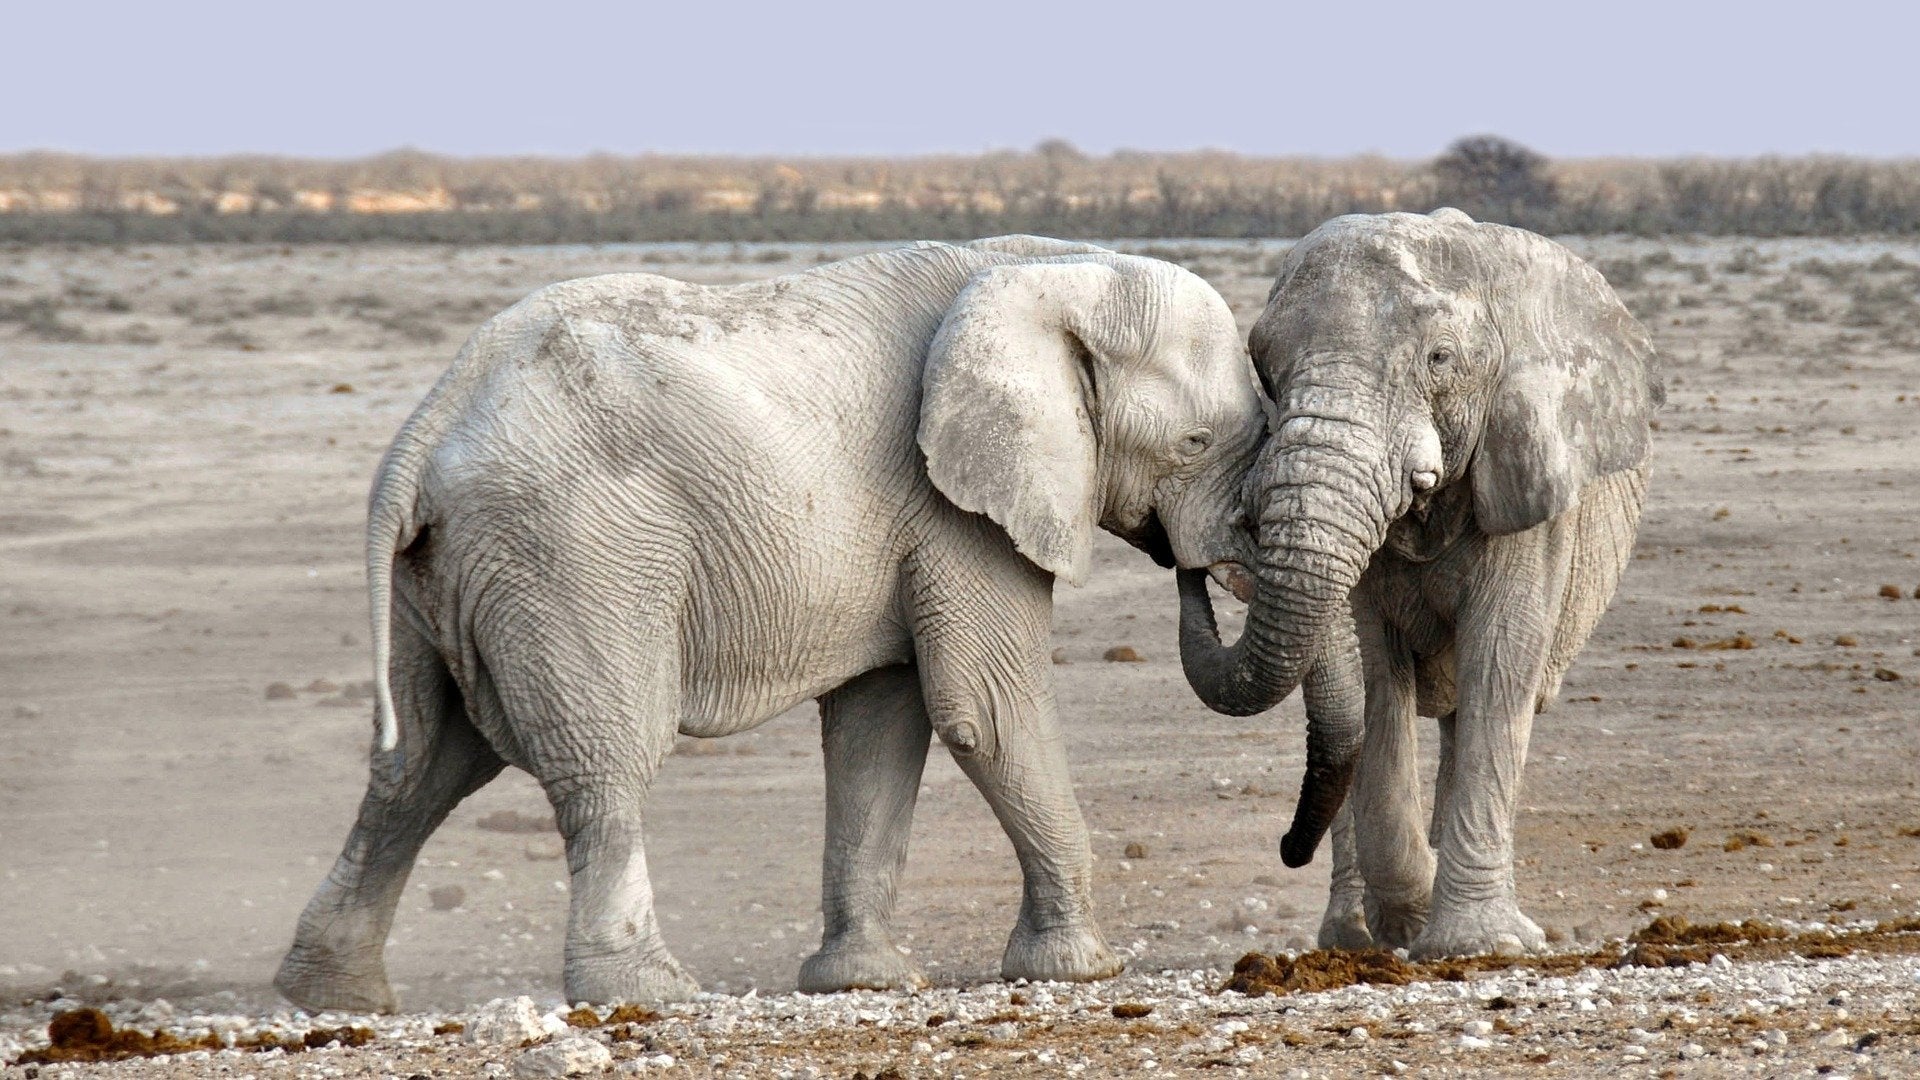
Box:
10 0 1915 158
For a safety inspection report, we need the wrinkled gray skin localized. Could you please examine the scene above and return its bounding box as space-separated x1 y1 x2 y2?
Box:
1179 210 1662 958
275 236 1266 1012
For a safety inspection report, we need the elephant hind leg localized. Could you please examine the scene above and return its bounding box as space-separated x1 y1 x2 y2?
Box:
479 608 698 1005
1316 802 1374 950
277 615 503 1014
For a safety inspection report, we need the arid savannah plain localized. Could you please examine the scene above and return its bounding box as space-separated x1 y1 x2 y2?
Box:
3 218 1919 1078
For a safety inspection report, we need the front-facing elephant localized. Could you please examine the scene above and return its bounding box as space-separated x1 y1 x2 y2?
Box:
275 236 1268 1012
1179 210 1662 958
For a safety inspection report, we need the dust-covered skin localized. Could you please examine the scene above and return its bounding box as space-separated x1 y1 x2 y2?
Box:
1178 211 1666 960
271 236 1268 1010
2 238 1919 1075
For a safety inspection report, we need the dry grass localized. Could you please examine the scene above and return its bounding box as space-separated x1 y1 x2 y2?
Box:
5 146 1920 242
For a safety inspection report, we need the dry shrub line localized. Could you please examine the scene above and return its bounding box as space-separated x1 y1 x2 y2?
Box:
13 140 1920 242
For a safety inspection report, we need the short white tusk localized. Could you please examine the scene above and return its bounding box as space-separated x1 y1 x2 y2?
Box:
1411 470 1439 492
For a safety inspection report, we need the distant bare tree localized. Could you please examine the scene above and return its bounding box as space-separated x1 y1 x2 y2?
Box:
1431 135 1558 222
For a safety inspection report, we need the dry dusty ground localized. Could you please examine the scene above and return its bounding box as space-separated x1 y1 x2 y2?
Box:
2 236 1918 1076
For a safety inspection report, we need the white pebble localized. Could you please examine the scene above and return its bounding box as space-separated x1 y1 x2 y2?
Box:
512 1035 611 1078
466 997 547 1047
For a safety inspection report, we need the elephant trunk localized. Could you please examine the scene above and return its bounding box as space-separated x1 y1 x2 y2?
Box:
1178 415 1399 864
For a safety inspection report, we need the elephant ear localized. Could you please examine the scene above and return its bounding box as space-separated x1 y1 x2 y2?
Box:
920 262 1122 586
1469 228 1665 536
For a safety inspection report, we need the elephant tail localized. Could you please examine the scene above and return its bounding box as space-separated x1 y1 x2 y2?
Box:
360 397 451 757
365 428 434 754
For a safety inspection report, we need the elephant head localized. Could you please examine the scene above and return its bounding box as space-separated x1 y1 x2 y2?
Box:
1178 209 1663 864
919 252 1265 586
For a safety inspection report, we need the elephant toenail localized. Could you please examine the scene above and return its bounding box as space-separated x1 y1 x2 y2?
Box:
1411 470 1438 492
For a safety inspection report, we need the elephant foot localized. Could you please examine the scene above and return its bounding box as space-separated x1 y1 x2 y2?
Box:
564 949 701 1005
274 945 398 1014
1316 896 1375 951
798 935 927 993
1363 887 1432 951
1002 920 1123 983
1408 899 1545 960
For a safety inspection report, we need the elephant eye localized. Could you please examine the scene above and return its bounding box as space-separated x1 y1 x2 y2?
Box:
1180 430 1214 456
1428 346 1454 366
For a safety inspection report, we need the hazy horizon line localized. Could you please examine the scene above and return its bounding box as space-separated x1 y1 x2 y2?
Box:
8 144 1920 165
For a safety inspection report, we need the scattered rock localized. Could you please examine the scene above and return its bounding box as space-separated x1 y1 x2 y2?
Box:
1617 942 1705 968
1724 831 1773 852
1873 667 1901 682
429 884 466 911
1050 647 1070 665
465 996 548 1046
264 682 296 701
304 678 341 693
1103 645 1144 663
1835 634 1860 647
1879 584 1903 599
1650 826 1690 850
330 383 355 394
1124 842 1149 860
1111 1002 1153 1018
512 1035 611 1077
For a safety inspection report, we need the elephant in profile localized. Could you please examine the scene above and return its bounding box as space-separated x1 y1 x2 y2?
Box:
1179 210 1662 957
276 236 1269 1011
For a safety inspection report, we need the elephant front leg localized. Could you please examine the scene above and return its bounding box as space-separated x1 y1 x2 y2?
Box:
1411 589 1551 959
936 685 1120 982
799 665 933 993
1349 625 1435 949
913 568 1120 984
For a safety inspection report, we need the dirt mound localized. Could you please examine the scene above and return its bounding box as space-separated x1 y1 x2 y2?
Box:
1220 915 1920 999
13 1008 373 1065
1223 949 1419 996
1631 915 1786 946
